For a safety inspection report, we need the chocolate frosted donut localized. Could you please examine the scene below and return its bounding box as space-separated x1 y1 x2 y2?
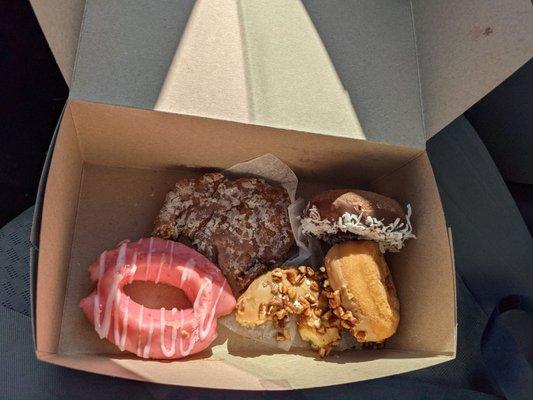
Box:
153 173 294 294
301 189 415 252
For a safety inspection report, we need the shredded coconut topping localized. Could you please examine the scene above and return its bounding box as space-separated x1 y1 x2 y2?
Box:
301 204 416 252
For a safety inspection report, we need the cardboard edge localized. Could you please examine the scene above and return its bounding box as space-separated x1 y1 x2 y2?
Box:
35 101 86 355
423 152 457 356
68 0 89 91
73 99 423 161
371 151 426 186
408 0 427 140
447 227 458 356
29 0 86 86
34 351 153 384
371 151 457 355
29 104 67 347
35 352 267 390
55 164 87 354
36 350 453 390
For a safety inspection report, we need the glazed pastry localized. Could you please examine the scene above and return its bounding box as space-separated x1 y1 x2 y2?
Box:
80 237 236 359
153 173 294 293
301 189 415 252
235 267 341 357
324 241 400 343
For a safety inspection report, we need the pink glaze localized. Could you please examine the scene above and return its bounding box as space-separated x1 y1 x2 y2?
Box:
80 237 236 359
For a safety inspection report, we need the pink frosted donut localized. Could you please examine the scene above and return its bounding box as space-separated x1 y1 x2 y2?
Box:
80 237 236 359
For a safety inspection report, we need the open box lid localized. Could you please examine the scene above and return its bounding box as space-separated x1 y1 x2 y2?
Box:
31 0 532 148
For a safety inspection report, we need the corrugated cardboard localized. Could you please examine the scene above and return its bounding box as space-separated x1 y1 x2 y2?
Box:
33 100 455 389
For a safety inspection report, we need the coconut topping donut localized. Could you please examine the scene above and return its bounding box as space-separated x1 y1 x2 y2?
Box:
79 237 236 359
301 189 415 252
153 173 295 294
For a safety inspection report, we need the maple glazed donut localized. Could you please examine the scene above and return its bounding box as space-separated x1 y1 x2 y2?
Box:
79 237 236 359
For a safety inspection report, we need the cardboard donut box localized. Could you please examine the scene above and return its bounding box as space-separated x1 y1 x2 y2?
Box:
29 0 530 390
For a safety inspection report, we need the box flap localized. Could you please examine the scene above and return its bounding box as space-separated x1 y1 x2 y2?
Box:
69 1 366 141
29 105 66 345
29 0 85 86
412 0 533 138
68 0 416 147
70 0 196 114
35 1 531 146
302 0 426 147
154 0 249 123
237 0 364 140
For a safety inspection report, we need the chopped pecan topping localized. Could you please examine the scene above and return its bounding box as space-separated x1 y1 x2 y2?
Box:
271 269 283 282
328 290 341 309
287 287 297 300
276 329 290 341
258 303 267 320
355 330 366 342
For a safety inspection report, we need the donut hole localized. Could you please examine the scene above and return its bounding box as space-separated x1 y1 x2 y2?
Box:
123 281 192 310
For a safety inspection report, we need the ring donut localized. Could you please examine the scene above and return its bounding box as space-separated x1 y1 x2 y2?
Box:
80 237 236 359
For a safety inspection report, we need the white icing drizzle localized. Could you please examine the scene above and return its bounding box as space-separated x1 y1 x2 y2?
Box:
117 239 131 247
128 250 138 284
199 280 227 340
94 242 127 339
301 204 416 252
93 252 107 332
180 258 196 286
193 277 211 312
113 290 121 344
169 241 175 267
179 310 196 357
155 254 166 284
136 305 144 357
159 307 178 357
142 314 155 358
145 237 154 280
113 291 129 351
93 291 101 332
96 251 107 280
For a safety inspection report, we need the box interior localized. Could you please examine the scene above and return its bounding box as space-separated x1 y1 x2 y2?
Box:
36 100 455 389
